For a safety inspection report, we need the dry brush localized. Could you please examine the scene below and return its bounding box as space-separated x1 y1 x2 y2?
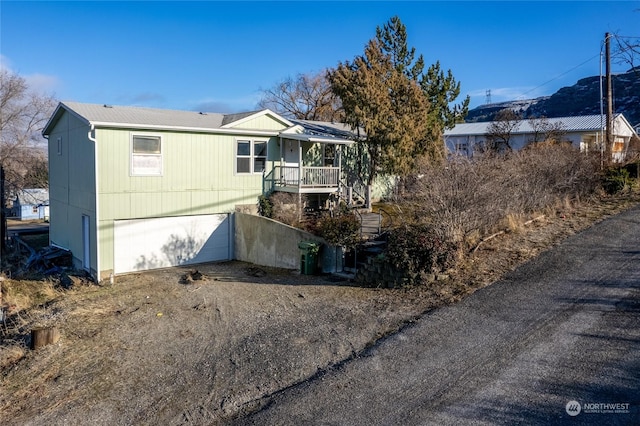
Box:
400 144 600 250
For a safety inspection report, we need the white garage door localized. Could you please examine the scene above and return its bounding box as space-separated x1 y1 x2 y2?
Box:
114 214 231 274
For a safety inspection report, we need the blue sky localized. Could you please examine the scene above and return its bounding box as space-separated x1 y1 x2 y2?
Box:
1 1 639 113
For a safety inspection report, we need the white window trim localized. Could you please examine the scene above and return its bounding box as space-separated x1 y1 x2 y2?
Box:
235 138 268 175
130 133 163 176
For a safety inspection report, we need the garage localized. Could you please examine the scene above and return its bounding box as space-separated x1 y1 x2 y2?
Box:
113 214 231 274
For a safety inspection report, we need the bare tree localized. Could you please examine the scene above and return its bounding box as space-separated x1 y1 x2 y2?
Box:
258 70 344 122
486 109 521 152
0 69 56 196
613 33 640 71
528 116 567 144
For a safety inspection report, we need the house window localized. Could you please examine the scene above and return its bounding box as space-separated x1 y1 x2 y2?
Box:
455 143 469 155
324 144 336 166
236 140 267 174
57 137 62 155
131 135 162 176
612 139 625 153
32 206 38 213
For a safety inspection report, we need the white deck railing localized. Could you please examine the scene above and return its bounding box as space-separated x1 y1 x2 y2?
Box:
275 166 340 188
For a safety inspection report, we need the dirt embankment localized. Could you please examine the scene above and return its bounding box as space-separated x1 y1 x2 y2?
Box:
1 191 639 425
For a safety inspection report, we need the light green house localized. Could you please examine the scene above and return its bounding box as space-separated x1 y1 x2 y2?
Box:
42 102 356 280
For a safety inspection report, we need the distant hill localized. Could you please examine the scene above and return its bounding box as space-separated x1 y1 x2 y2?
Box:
466 67 640 127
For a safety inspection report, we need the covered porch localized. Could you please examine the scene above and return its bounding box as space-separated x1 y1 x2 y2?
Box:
265 131 355 195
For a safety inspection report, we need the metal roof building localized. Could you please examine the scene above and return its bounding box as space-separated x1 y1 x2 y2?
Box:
444 114 637 161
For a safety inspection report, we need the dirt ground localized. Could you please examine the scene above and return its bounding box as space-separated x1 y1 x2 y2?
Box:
1 191 639 425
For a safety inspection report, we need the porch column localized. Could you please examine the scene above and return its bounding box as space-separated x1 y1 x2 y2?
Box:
298 141 303 192
337 146 343 195
279 137 284 181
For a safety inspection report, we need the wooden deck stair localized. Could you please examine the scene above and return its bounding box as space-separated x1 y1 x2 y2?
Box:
359 212 382 239
358 212 387 259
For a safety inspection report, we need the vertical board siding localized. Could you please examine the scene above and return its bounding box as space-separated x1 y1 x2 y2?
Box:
96 129 279 273
49 108 292 277
228 115 289 131
47 112 98 274
97 129 272 220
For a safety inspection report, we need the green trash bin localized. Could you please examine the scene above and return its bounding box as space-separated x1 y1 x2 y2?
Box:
298 241 320 275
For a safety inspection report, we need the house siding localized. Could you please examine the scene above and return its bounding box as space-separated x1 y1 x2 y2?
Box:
46 110 98 275
96 128 273 218
95 128 279 275
227 115 290 131
16 205 49 220
45 103 361 279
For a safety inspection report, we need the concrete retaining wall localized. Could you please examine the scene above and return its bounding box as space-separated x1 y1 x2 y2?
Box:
234 212 341 273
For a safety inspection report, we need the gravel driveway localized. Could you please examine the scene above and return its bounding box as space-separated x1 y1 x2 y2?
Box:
1 194 639 425
234 204 640 425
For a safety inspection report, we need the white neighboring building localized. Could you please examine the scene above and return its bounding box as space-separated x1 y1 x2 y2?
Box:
444 114 638 161
13 188 50 221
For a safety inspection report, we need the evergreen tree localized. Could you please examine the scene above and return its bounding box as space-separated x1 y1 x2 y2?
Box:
329 39 434 185
377 16 469 129
375 16 424 80
329 16 466 186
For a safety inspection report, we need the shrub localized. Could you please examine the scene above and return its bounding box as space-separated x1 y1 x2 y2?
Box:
257 194 273 218
402 144 599 245
385 223 458 277
602 167 630 194
267 192 306 227
317 211 361 249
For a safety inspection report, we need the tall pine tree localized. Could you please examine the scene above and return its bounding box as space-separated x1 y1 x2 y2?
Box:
329 38 433 185
329 16 468 186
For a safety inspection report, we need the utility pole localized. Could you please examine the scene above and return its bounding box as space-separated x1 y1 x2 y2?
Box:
605 32 614 163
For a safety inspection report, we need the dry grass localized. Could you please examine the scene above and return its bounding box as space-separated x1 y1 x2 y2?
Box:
504 213 526 233
0 341 27 369
0 190 639 424
403 144 600 245
1 278 62 313
0 274 98 368
268 192 307 227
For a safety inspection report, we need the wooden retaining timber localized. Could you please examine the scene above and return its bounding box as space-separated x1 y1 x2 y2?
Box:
31 327 60 350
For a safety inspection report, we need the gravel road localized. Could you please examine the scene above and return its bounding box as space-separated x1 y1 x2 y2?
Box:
235 204 640 425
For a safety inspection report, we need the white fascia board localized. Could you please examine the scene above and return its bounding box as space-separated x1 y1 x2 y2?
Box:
89 121 280 137
279 132 355 145
615 114 636 136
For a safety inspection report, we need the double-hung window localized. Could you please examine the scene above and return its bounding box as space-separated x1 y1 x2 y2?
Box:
131 135 162 176
236 139 267 174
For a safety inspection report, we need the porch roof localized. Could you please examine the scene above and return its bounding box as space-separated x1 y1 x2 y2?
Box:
279 132 355 145
280 118 359 145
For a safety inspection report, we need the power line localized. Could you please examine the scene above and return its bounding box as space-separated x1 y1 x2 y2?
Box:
519 53 601 99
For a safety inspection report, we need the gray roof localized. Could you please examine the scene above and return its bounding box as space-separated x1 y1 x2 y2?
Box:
221 110 262 126
445 114 620 137
43 102 292 135
290 119 362 139
16 188 49 206
60 101 227 129
43 102 359 143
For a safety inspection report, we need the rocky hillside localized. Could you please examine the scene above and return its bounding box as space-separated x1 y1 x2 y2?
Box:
466 67 640 126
